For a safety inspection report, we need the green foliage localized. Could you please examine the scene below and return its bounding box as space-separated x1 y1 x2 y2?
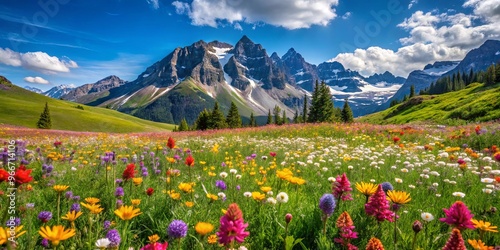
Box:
75 105 85 110
209 101 227 129
485 64 496 86
273 105 282 125
361 82 500 124
226 101 242 128
302 95 308 123
267 109 272 125
409 84 415 98
195 109 211 130
248 112 257 127
282 110 288 124
36 102 52 129
341 98 354 123
0 81 174 132
308 81 336 123
178 118 189 131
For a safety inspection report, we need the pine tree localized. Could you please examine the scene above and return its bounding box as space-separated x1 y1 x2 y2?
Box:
209 102 227 129
308 81 336 122
195 109 211 130
293 109 299 123
178 118 189 131
496 64 500 83
266 109 272 125
249 112 256 127
341 98 354 123
302 95 308 123
485 65 496 86
36 102 52 129
226 101 242 128
409 84 415 98
273 105 282 125
282 110 287 124
307 81 320 123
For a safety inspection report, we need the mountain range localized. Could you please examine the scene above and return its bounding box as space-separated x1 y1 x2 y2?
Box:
25 37 500 124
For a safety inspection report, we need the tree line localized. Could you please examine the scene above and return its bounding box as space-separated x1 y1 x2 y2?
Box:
174 80 354 131
390 63 500 107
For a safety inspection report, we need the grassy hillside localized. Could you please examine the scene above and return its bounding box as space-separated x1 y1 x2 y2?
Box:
359 82 500 124
0 77 175 132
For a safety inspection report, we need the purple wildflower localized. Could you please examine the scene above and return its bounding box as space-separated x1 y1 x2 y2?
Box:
168 220 188 238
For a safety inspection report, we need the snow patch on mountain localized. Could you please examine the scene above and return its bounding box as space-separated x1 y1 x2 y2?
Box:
423 62 459 76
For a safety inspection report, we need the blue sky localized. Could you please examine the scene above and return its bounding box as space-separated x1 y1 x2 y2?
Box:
1 0 499 91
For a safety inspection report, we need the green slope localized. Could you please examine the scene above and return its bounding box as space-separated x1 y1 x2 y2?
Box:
0 76 175 132
359 82 500 124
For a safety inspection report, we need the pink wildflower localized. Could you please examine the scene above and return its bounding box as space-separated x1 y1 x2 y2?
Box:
333 173 353 201
216 203 250 246
140 242 168 250
442 228 466 250
364 185 394 222
439 201 475 231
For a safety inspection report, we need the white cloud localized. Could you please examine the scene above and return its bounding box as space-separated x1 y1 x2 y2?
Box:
342 12 352 20
0 48 78 74
332 7 500 77
24 76 49 84
464 0 500 22
172 0 339 29
146 0 160 9
408 0 418 9
234 23 243 31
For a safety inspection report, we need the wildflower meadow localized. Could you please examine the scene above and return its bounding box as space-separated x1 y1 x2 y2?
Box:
1 122 500 250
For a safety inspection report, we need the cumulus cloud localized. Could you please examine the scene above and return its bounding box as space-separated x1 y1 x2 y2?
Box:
172 0 339 29
464 0 500 22
24 76 49 84
332 5 500 77
0 48 78 74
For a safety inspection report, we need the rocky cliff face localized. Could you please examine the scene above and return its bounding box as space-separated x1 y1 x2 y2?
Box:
280 48 319 92
62 75 125 102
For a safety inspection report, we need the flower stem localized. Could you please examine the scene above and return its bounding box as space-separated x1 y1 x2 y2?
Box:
394 210 398 250
411 232 417 250
57 193 61 224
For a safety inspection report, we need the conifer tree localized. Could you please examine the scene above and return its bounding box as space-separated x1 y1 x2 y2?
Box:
302 95 308 123
178 118 189 131
37 102 52 129
282 110 287 124
273 105 282 125
209 102 227 129
266 109 272 125
226 101 242 128
293 109 299 123
307 81 320 123
485 65 496 86
409 84 415 98
308 81 335 122
195 109 210 130
341 98 354 123
249 112 256 127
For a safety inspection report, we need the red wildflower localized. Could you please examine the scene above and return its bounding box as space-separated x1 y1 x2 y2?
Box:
365 185 394 222
494 152 500 162
14 168 33 186
167 137 175 149
185 155 194 167
393 136 400 143
333 173 353 201
442 228 466 250
123 163 136 180
0 168 9 183
146 188 154 196
269 152 277 157
475 125 481 135
54 141 62 148
216 203 249 246
439 201 475 231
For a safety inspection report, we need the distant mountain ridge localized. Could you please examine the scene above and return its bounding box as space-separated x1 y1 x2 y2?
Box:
49 36 500 123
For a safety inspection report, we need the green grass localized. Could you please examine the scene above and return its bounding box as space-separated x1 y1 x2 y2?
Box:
0 77 175 132
359 83 500 125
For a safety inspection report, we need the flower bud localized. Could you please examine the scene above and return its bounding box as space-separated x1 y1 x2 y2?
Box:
412 220 423 233
285 213 292 224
